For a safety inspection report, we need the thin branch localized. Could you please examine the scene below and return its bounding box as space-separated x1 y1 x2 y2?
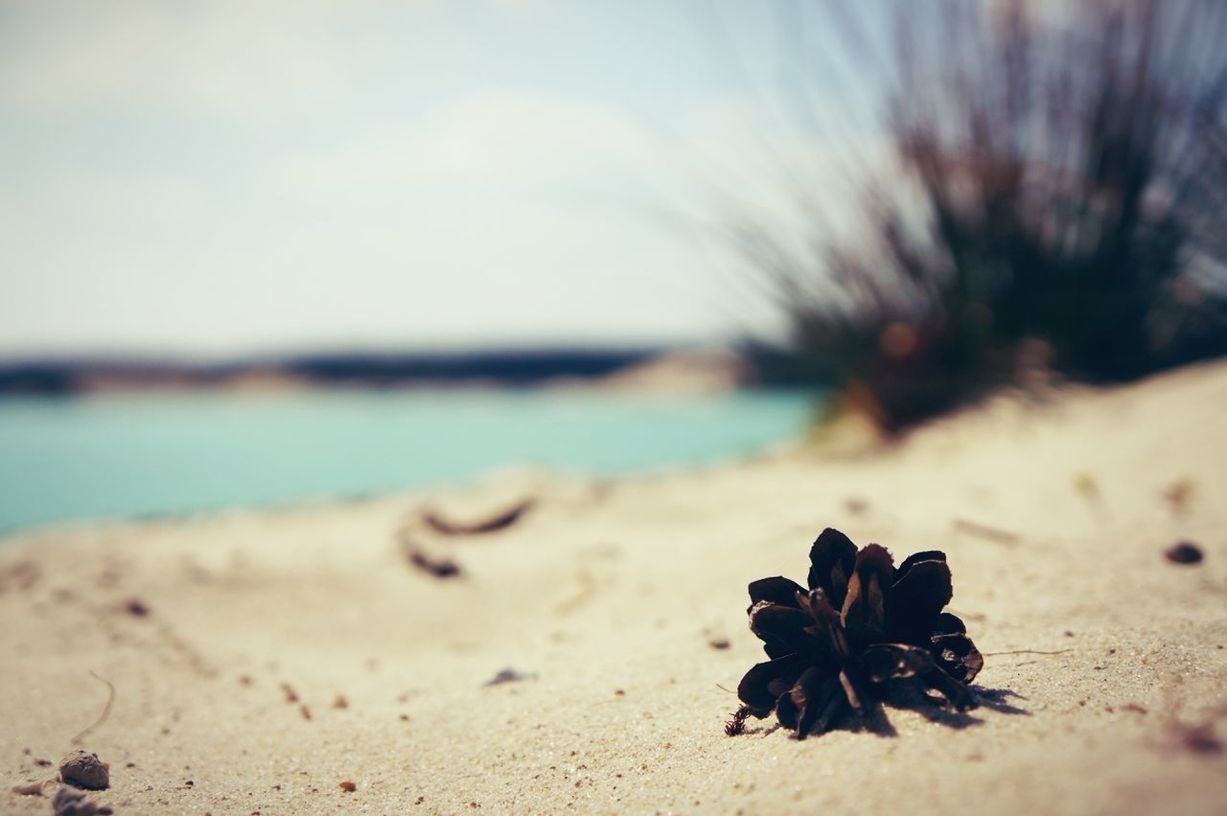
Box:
71 671 115 745
983 648 1073 657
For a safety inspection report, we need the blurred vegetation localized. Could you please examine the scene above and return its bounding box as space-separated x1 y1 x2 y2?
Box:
737 0 1227 432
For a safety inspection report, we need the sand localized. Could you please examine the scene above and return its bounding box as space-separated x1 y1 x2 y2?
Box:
3 361 1227 815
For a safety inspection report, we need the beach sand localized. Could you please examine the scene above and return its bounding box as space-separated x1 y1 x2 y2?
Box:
3 361 1227 815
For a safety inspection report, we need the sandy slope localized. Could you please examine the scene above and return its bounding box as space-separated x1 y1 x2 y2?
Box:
3 361 1227 815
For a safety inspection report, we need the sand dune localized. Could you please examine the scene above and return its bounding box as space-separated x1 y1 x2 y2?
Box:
3 361 1227 815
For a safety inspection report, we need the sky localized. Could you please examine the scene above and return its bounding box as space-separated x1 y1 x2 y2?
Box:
0 0 882 359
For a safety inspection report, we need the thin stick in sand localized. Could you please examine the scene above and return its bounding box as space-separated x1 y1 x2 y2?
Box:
71 671 115 745
421 498 535 536
952 518 1020 546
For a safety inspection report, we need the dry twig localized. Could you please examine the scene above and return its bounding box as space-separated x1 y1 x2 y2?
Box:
71 672 115 745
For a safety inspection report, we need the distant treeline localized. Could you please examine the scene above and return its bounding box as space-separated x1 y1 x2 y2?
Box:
0 348 664 396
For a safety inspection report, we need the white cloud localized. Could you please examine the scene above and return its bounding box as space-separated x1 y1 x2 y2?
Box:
0 1 880 354
0 0 382 119
276 91 658 192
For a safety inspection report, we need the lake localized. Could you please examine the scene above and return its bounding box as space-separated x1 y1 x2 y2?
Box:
0 389 818 532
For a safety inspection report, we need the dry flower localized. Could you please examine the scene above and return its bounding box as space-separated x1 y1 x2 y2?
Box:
732 528 983 739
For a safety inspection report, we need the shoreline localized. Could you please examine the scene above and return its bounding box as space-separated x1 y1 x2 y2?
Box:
0 349 752 398
0 386 816 535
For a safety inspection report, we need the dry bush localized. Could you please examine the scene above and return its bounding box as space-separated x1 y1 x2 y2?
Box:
737 0 1227 431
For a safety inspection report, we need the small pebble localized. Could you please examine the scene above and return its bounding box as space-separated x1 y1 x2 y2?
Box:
483 668 535 687
52 787 113 815
59 750 110 790
1165 541 1204 565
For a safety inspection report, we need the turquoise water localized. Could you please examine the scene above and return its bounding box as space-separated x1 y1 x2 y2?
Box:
0 390 817 532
